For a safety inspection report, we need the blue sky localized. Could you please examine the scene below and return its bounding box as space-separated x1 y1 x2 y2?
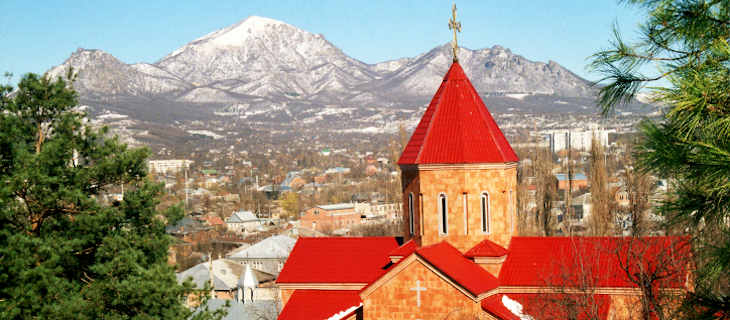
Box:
0 1 645 84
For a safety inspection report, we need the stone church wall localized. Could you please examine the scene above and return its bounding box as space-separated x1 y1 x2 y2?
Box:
402 165 517 252
363 259 488 320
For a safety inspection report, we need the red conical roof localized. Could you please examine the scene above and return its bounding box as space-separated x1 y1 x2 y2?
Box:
398 62 519 165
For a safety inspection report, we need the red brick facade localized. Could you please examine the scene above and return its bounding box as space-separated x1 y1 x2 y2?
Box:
401 164 518 252
362 258 488 320
300 204 360 232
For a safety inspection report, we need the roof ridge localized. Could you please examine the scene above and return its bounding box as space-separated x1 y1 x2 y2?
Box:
414 74 448 164
468 78 511 162
398 61 519 165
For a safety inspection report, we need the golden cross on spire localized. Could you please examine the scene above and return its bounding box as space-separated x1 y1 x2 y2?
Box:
448 4 462 62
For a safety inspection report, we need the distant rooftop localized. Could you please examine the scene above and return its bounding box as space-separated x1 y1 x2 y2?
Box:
177 259 243 291
227 210 258 223
555 173 588 181
229 235 297 260
317 203 355 210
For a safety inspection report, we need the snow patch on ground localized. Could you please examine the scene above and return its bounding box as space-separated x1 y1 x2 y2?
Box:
343 127 381 134
187 130 224 140
502 295 533 320
317 107 355 116
326 303 362 320
506 93 530 100
97 112 128 120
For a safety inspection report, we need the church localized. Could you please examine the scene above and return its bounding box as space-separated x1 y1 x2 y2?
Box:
276 7 690 320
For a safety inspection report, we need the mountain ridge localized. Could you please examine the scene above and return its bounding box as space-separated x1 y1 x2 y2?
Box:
48 15 596 110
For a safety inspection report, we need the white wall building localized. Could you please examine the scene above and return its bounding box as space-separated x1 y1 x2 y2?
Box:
226 210 261 233
148 159 193 174
545 130 612 153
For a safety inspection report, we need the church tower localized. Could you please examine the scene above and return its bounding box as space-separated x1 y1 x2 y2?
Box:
397 60 519 252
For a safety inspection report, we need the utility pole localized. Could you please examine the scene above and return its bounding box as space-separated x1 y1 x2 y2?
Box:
184 166 189 212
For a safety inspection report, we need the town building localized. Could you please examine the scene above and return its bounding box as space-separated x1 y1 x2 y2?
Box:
276 49 690 319
299 203 361 232
227 235 297 276
226 210 261 233
177 259 279 317
147 159 192 174
545 129 612 153
555 173 589 191
355 202 401 221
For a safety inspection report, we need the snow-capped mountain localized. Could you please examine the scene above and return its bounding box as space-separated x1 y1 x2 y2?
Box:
48 15 596 107
156 16 378 102
372 44 593 101
47 49 190 99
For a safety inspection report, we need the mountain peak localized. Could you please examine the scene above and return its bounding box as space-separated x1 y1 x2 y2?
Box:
193 15 293 47
241 15 287 27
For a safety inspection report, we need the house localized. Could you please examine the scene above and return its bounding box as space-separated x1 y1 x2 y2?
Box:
147 159 192 174
299 203 361 232
227 235 297 276
200 215 225 228
177 259 277 309
555 173 589 191
166 216 211 238
571 192 593 222
177 258 243 300
276 59 690 319
354 202 402 221
197 299 278 320
226 210 261 233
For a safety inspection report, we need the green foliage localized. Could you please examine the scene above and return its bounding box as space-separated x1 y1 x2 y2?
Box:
0 73 225 319
591 1 730 317
280 191 301 220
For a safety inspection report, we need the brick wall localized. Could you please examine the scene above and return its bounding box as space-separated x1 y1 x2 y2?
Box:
280 289 294 307
400 165 517 252
300 206 360 232
363 260 488 319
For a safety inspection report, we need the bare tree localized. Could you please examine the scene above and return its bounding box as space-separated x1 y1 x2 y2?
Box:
590 136 613 236
614 237 689 320
531 237 690 320
622 161 653 236
515 146 557 236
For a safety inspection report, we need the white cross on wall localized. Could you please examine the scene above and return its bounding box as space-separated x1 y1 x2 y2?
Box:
410 280 427 307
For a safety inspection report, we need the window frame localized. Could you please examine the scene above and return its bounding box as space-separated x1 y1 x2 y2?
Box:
439 193 448 235
480 191 491 234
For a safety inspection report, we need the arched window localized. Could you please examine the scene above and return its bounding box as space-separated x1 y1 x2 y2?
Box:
481 192 490 233
439 193 448 234
408 193 415 235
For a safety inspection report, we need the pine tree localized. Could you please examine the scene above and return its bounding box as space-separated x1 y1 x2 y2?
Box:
591 1 730 317
0 73 224 319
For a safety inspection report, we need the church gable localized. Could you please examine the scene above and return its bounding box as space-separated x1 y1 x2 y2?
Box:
360 254 487 320
361 242 499 319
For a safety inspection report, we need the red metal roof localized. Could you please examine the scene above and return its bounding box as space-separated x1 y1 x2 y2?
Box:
278 290 361 320
483 294 612 320
517 293 611 319
415 241 499 296
480 294 522 320
398 62 519 165
464 238 508 258
276 237 399 284
388 239 417 257
499 236 691 288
